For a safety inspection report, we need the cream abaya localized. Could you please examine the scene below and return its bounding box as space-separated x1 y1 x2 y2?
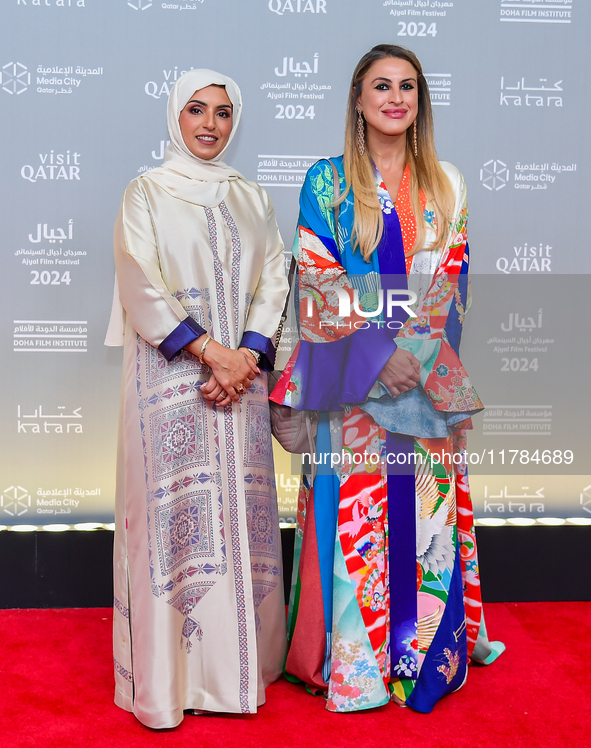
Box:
106 69 288 728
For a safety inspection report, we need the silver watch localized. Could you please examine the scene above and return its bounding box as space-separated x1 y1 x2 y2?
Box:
246 347 261 364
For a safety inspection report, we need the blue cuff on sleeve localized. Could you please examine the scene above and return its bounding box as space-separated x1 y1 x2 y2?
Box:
239 330 276 371
158 317 206 361
292 323 398 411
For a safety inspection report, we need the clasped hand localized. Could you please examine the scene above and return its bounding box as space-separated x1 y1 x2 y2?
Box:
195 340 259 407
379 348 420 398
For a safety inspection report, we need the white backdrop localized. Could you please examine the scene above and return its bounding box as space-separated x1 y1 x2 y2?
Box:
1 0 590 528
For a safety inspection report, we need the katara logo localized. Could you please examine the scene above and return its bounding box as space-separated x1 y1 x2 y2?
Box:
480 159 509 191
580 484 591 515
128 0 152 9
1 62 30 95
2 486 30 516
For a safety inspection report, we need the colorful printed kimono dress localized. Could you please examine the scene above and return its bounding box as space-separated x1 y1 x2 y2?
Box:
271 157 503 713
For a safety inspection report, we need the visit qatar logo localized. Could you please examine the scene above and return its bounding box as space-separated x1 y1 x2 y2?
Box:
128 0 152 9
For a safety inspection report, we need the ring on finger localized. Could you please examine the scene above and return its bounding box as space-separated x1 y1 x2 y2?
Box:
236 384 245 393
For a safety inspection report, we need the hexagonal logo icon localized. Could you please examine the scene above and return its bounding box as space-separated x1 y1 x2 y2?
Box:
480 159 509 191
1 62 30 95
128 0 152 9
580 483 591 515
2 486 30 516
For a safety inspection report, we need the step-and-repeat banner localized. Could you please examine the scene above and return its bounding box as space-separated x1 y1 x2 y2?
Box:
1 0 589 528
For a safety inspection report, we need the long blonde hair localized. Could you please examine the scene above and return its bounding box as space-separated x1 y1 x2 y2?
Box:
341 45 454 261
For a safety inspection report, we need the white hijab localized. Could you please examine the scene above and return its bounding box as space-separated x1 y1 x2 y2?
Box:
145 68 244 207
105 69 244 346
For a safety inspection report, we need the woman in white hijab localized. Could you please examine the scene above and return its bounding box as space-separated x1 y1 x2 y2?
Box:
106 69 288 729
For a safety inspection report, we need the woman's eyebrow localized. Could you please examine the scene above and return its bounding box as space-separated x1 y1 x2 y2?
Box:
370 76 417 84
186 99 232 110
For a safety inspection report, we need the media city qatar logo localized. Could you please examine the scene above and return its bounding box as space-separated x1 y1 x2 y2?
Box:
480 160 509 191
2 486 30 517
128 0 204 8
1 62 30 95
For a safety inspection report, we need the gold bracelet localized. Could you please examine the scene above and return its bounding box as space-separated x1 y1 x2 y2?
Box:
198 334 212 363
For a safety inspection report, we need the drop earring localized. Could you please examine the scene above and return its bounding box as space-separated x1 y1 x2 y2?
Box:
413 119 418 157
356 107 365 157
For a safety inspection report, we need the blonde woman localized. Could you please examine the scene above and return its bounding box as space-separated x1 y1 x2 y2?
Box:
271 45 503 713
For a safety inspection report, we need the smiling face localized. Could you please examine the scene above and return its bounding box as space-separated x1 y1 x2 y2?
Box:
356 56 419 142
178 85 233 160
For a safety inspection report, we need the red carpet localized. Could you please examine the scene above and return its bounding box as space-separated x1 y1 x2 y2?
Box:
1 603 589 748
